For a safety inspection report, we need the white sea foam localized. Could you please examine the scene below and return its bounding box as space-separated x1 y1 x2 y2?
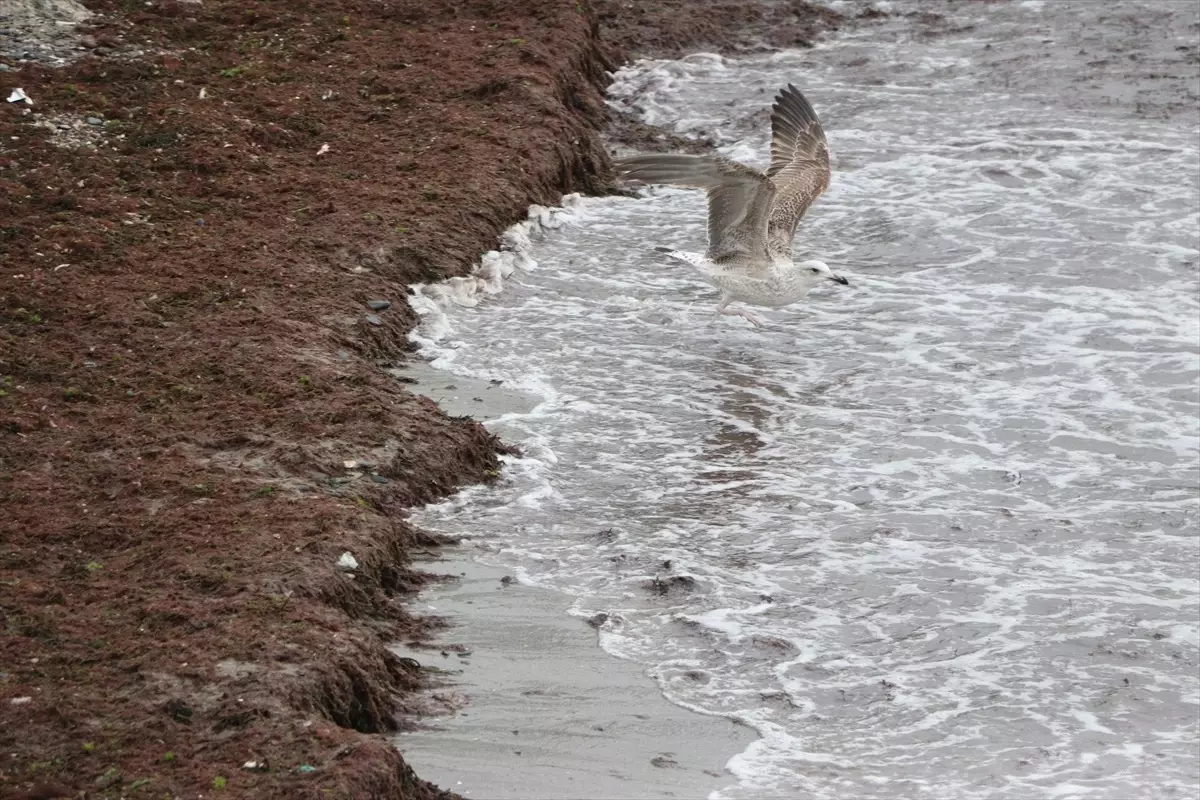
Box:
407 0 1200 797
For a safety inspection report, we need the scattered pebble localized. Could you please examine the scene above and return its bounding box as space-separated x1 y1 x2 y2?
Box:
336 552 358 572
366 299 391 311
31 113 108 150
364 314 382 326
85 116 103 125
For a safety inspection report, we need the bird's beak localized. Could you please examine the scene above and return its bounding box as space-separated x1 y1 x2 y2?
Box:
830 274 850 286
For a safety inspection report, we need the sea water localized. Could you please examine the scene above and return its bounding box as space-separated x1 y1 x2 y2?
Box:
408 1 1200 797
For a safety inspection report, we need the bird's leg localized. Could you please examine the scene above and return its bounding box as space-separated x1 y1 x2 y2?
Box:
713 297 764 328
710 296 731 327
718 306 765 328
739 309 766 328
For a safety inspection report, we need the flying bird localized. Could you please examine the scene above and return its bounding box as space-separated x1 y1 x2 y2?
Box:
614 84 848 327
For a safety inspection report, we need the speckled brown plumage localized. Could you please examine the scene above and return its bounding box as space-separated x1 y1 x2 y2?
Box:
615 84 845 326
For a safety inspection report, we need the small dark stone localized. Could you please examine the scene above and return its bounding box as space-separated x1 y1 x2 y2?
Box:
646 574 697 595
370 475 388 484
366 299 391 311
164 698 193 722
499 575 515 585
364 314 382 326
593 528 618 543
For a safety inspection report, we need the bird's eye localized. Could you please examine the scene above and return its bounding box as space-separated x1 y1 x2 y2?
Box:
810 267 820 273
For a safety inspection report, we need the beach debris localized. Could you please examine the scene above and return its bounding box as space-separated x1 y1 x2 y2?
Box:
10 696 32 705
243 759 269 772
336 552 358 572
7 88 32 104
295 764 317 774
198 87 207 99
316 143 330 156
95 768 121 788
593 527 618 543
646 574 697 595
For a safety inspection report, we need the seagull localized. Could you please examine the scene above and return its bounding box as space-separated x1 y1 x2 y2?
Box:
614 84 848 327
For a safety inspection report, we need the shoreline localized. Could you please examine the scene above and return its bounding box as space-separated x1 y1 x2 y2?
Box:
0 0 849 797
391 555 754 800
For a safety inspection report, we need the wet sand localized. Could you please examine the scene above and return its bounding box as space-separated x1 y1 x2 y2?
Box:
392 556 753 800
395 362 754 798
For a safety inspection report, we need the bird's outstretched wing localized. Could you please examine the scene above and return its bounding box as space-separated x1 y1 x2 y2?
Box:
765 84 831 260
614 154 775 269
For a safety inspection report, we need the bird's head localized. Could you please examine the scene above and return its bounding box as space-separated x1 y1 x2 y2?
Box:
800 260 849 286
